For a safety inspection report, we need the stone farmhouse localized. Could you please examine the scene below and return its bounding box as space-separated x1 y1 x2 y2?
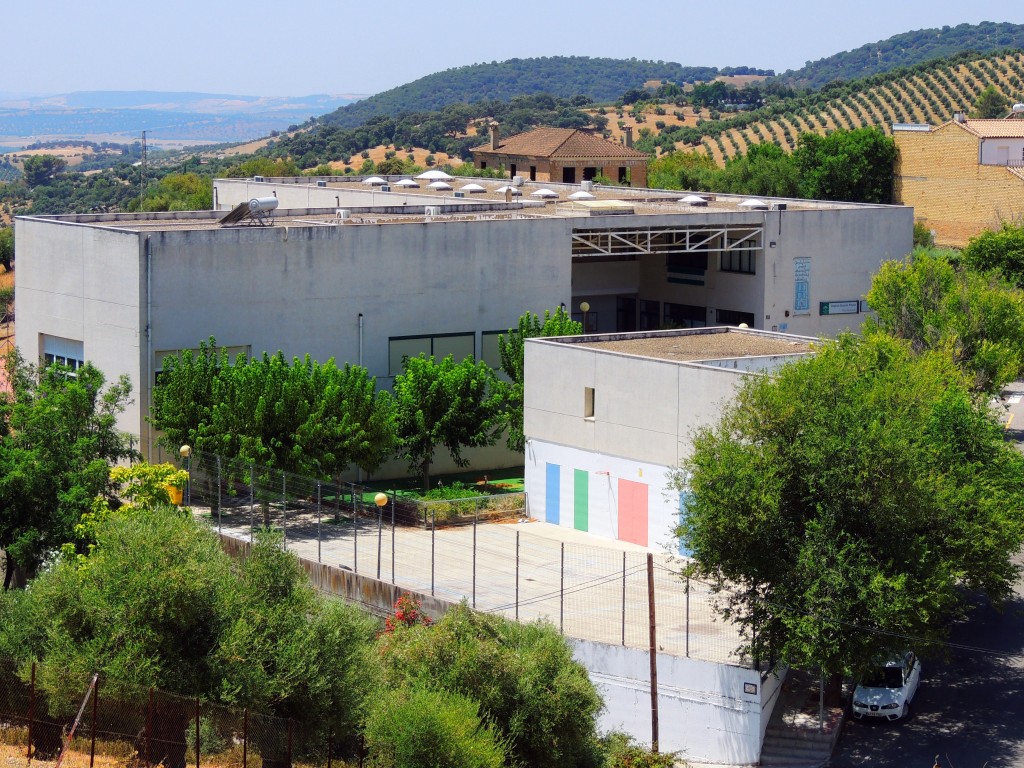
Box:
894 108 1024 246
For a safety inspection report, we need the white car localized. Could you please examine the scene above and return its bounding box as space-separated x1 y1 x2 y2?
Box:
852 651 921 721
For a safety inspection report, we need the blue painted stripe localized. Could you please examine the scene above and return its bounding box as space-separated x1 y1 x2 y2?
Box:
546 463 560 524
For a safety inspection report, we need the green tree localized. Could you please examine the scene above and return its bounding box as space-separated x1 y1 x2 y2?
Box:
376 603 603 768
150 340 395 477
961 221 1024 289
718 142 800 198
0 226 12 272
363 685 507 768
795 127 897 203
866 248 1024 392
393 354 504 492
0 353 135 588
498 307 582 452
21 155 67 187
646 150 719 191
970 84 1010 118
137 172 212 212
673 334 1024 699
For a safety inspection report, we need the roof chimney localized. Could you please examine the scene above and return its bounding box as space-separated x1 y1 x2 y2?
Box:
953 112 966 124
489 122 500 150
624 126 634 148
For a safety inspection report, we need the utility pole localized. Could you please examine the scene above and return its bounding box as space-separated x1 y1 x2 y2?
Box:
139 130 147 210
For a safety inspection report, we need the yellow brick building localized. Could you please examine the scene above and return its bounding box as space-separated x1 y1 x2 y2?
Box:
894 117 1024 247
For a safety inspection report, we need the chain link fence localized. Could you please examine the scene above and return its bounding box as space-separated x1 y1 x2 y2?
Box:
0 661 360 768
159 448 746 667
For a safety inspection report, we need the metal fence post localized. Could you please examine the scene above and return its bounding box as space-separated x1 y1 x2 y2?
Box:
147 687 154 766
217 454 222 534
195 698 201 768
282 471 287 550
242 708 248 768
515 529 520 621
353 484 358 573
647 553 659 753
90 676 98 768
622 552 627 646
685 575 691 658
287 719 294 768
391 490 396 585
317 481 322 564
431 509 436 596
376 499 382 580
249 466 255 543
27 662 35 760
560 542 565 634
472 506 477 609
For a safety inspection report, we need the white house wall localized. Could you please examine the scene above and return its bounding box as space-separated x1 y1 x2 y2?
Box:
15 218 144 436
573 639 783 765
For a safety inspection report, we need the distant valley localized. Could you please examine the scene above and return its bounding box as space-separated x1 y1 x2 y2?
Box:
0 90 366 149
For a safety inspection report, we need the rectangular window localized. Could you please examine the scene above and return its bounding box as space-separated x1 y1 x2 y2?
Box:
720 238 757 274
510 163 517 178
529 166 537 181
716 309 756 327
664 302 706 328
480 330 506 370
583 167 598 181
584 387 595 419
388 333 475 376
618 167 628 184
41 335 85 372
616 296 637 332
639 299 661 330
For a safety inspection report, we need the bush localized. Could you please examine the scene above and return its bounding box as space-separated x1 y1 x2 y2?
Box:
363 685 506 768
601 732 678 768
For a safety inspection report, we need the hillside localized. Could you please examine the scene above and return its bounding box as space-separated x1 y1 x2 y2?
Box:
778 21 1024 89
642 50 1024 166
319 57 771 129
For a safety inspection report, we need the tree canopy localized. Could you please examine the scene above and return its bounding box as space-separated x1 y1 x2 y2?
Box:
674 334 1024 688
393 354 504 492
0 353 135 588
150 340 395 478
971 84 1011 118
866 248 1024 393
498 307 582 452
961 221 1024 290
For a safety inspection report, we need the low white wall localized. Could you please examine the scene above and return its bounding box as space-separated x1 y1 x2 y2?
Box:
525 439 680 552
573 640 776 765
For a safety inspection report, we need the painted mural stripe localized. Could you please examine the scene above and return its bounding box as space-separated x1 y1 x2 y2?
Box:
545 462 560 524
574 469 588 532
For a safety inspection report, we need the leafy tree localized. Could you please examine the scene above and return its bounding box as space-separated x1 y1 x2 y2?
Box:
673 334 1024 699
150 340 395 477
647 150 718 191
498 307 582 452
0 227 12 272
363 685 507 768
136 172 212 212
717 142 800 198
0 353 135 588
961 221 1024 289
866 248 1024 392
971 84 1010 118
912 220 935 248
21 154 67 187
393 354 504 492
795 127 897 203
376 603 603 768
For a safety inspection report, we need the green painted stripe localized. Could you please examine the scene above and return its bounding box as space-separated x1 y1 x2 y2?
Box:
574 469 588 532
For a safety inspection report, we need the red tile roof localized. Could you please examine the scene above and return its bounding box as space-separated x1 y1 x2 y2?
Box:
472 126 649 160
949 118 1024 139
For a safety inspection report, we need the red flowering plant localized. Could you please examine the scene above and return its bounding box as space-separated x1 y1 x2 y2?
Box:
383 592 433 634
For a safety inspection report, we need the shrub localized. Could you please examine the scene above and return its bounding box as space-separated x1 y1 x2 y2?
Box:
363 685 506 768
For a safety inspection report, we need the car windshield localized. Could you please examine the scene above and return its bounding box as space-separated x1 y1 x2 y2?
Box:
862 666 903 688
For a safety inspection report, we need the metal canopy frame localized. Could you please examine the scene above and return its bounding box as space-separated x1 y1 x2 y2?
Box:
571 224 763 259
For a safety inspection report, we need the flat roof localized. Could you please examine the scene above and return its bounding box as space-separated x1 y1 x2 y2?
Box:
548 327 815 363
18 176 885 232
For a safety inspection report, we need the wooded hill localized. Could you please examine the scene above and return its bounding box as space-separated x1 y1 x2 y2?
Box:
668 50 1024 166
319 57 771 129
777 21 1024 89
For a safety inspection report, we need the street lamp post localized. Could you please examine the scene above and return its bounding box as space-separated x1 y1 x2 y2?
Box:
374 493 388 580
580 301 590 334
179 445 192 506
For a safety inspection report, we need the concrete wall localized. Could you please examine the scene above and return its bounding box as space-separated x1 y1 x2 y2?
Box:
980 137 1024 165
574 639 781 765
14 218 145 432
895 124 1024 246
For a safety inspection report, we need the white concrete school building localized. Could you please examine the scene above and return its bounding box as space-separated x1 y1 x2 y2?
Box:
524 328 817 551
16 176 907 471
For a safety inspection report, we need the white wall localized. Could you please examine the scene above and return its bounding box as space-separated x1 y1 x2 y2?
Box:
980 138 1024 165
573 639 780 765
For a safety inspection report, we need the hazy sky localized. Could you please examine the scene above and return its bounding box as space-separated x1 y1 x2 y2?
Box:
7 0 1024 97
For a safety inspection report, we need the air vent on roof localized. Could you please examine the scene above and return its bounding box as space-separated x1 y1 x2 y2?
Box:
454 191 466 198
425 206 441 217
512 175 524 187
253 175 265 182
336 209 351 220
379 185 390 192
581 180 594 192
316 180 327 187
770 203 787 211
